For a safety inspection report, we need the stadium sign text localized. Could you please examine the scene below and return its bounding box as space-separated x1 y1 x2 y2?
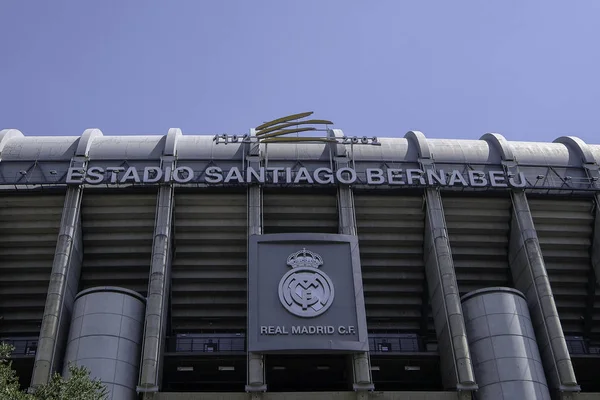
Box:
260 325 356 336
66 165 528 188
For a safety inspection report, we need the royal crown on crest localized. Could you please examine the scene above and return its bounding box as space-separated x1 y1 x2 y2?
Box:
286 248 323 269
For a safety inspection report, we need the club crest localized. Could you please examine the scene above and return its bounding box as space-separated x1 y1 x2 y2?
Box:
277 248 335 318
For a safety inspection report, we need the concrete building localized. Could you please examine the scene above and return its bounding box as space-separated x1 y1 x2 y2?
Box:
1 125 599 400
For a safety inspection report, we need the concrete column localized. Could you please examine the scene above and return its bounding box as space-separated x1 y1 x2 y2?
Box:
248 184 262 237
340 183 373 392
462 287 551 400
30 186 83 386
586 163 600 287
329 129 374 393
138 128 180 395
424 188 477 395
552 135 600 289
64 287 146 400
405 130 476 397
509 190 580 397
246 130 267 393
30 129 102 386
593 194 600 285
137 184 174 394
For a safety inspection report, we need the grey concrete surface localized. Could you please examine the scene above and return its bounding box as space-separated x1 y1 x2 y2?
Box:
331 128 374 391
30 186 83 387
246 127 266 393
138 128 179 393
462 287 550 400
408 130 476 394
152 391 600 400
592 195 600 286
155 391 465 400
63 287 146 400
509 191 580 395
423 188 477 391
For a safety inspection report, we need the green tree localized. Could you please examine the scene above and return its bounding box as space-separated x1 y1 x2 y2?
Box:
0 342 107 400
1 343 31 400
30 365 108 400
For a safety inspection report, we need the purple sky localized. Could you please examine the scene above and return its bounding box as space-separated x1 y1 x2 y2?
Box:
1 1 599 143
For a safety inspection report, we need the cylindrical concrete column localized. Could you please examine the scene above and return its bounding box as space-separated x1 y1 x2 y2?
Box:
62 287 146 400
461 287 550 400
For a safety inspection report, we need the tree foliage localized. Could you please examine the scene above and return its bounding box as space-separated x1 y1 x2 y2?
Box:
1 343 108 400
1 343 27 400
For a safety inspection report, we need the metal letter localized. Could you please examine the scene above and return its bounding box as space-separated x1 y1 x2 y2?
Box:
267 167 284 184
427 169 446 186
293 167 314 184
172 166 193 183
246 166 265 183
336 167 357 185
407 169 426 185
314 167 334 184
106 167 125 183
489 170 508 187
120 166 142 183
85 167 104 184
65 167 84 184
467 170 488 187
366 168 385 185
509 172 527 188
205 166 223 183
143 167 163 183
448 170 468 186
387 168 406 185
224 167 244 183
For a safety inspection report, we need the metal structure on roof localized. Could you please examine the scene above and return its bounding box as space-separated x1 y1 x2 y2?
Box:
0 126 598 193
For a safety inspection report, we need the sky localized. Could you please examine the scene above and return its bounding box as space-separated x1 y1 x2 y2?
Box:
0 1 599 143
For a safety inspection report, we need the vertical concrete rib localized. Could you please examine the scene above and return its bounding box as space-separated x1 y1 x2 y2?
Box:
137 128 180 394
483 133 581 396
246 129 267 393
329 129 374 393
593 194 600 287
509 191 579 394
553 136 600 286
424 189 477 392
30 129 102 387
405 131 477 395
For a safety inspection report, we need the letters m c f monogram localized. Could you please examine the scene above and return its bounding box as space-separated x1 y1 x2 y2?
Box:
277 249 335 318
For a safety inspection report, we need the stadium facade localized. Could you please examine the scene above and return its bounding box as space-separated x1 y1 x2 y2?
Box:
1 125 600 400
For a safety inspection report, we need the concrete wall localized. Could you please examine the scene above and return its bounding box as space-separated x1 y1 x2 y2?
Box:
63 287 146 400
508 192 579 395
156 392 463 400
423 189 476 391
462 287 550 400
155 392 600 400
